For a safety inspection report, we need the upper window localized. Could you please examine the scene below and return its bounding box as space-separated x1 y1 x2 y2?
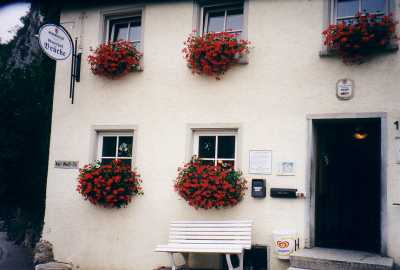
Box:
106 14 142 49
97 132 134 166
202 3 244 36
193 130 237 167
333 0 387 23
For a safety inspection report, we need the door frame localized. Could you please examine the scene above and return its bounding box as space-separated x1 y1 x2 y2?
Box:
305 112 388 255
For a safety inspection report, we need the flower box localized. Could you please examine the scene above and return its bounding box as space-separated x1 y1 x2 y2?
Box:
322 13 398 63
77 160 143 208
88 40 142 79
183 31 250 79
174 157 247 209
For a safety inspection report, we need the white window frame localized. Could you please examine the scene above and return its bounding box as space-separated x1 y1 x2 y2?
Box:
193 130 238 168
107 15 142 48
330 0 389 24
202 3 244 35
96 131 134 166
195 0 248 39
101 6 144 51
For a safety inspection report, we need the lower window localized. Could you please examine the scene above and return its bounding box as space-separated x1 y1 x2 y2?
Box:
97 132 134 166
193 130 237 167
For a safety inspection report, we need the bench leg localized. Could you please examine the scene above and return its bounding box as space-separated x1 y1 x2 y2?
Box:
182 253 189 268
225 253 244 270
237 253 244 270
169 253 176 270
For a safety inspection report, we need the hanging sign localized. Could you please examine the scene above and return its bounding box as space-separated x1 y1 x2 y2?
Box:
38 24 73 60
37 24 81 104
336 78 354 100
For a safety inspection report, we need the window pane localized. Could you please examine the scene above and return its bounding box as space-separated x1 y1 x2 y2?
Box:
217 136 235 159
128 20 141 42
218 160 234 168
118 136 133 157
207 11 225 32
226 9 243 32
198 136 216 158
120 159 132 167
337 0 359 18
200 159 215 166
102 136 117 157
362 0 385 13
112 23 129 41
337 18 355 24
101 158 114 165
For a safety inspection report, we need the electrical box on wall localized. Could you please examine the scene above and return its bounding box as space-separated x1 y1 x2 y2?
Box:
252 179 266 198
270 188 297 198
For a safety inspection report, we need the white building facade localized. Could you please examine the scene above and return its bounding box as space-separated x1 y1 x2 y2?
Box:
44 0 400 269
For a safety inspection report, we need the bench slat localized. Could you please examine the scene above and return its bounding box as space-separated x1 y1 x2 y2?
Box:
170 227 251 232
155 244 244 253
171 220 252 224
170 235 251 240
171 223 251 228
170 231 251 236
169 240 250 246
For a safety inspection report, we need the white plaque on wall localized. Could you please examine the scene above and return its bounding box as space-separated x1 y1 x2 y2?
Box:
336 78 354 100
277 161 296 176
249 150 272 175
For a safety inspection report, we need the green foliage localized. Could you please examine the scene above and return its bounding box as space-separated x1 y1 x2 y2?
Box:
0 5 58 247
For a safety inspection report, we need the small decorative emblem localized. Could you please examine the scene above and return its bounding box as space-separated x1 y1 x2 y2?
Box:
336 78 354 100
277 240 290 249
55 160 79 169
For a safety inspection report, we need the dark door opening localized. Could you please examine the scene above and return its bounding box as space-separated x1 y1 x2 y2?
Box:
314 118 381 252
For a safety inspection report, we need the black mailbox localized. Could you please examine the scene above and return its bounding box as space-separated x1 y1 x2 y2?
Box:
270 188 297 198
251 179 266 198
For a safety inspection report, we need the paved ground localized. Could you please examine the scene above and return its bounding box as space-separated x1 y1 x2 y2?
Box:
0 231 32 270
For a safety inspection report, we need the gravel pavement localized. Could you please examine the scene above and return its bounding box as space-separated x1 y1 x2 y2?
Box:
0 231 32 270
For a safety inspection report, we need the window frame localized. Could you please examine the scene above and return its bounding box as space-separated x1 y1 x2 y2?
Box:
192 130 238 168
202 3 244 35
101 6 144 51
195 0 248 39
107 15 142 48
96 131 135 166
330 0 389 24
321 0 396 56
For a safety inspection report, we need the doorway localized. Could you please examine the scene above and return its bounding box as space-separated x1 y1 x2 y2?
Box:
313 118 381 253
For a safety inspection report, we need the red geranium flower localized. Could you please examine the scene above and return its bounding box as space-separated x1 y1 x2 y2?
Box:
182 31 250 79
77 160 143 208
174 157 247 209
322 12 398 64
88 40 142 79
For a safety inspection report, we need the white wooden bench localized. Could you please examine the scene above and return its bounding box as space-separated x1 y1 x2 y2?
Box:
155 220 252 270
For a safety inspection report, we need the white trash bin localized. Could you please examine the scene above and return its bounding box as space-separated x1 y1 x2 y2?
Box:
272 229 299 260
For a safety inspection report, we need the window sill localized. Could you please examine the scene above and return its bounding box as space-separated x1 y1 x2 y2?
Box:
319 43 399 57
237 54 249 65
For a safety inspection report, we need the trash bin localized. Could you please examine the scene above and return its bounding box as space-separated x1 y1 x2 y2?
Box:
272 229 299 260
222 245 268 270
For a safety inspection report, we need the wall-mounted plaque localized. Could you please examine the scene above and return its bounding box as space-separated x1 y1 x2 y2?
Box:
54 160 79 169
277 161 296 176
249 150 272 175
336 78 354 100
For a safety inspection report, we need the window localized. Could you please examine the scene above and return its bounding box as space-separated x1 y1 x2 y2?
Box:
106 14 142 49
193 130 237 167
201 2 244 36
97 132 134 166
332 0 387 23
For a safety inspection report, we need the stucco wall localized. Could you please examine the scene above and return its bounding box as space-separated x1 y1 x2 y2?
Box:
43 1 400 269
